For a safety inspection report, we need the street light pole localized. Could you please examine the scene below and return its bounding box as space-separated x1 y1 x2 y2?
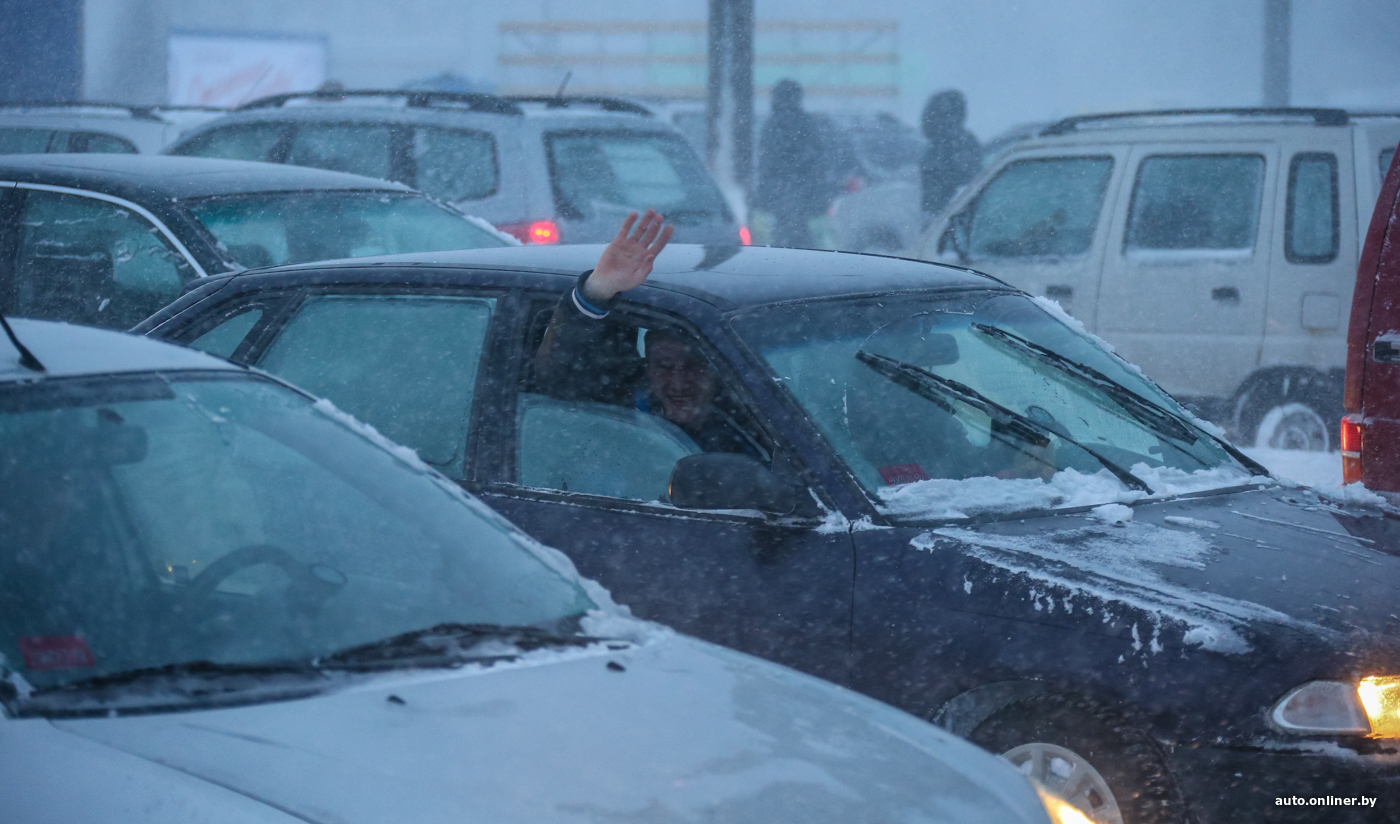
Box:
1263 0 1291 107
707 0 754 210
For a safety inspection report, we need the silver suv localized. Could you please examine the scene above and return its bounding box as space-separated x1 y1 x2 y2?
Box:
0 102 226 154
165 90 743 246
918 108 1400 450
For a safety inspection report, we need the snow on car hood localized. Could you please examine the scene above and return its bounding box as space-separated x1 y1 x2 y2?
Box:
49 634 1048 824
915 486 1400 658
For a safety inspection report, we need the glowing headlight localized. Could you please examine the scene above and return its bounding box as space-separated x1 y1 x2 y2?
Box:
1034 785 1096 824
1357 676 1400 737
1270 681 1370 734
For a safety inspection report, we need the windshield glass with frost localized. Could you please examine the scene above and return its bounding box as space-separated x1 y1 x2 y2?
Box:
733 291 1251 519
0 373 591 697
186 191 507 269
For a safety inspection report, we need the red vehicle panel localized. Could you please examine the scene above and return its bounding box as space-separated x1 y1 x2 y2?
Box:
1344 150 1400 489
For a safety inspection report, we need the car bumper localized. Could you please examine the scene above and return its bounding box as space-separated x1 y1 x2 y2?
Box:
1172 743 1400 823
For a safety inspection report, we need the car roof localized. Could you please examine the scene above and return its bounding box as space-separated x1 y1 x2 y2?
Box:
1 318 239 382
229 245 1002 309
0 153 414 200
188 101 673 135
1025 108 1400 141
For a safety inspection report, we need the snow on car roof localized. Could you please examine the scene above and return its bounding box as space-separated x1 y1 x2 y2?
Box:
1 318 239 382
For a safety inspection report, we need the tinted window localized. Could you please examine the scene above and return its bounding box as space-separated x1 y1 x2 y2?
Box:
169 122 285 161
1126 154 1264 251
1285 152 1339 264
286 123 393 179
186 191 506 268
188 307 264 358
413 126 497 201
0 127 58 153
256 294 495 478
546 131 728 223
968 157 1113 258
13 191 195 329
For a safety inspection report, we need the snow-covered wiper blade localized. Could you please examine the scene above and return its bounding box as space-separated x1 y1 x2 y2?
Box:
855 350 1153 494
972 323 1198 444
34 659 318 695
316 623 600 670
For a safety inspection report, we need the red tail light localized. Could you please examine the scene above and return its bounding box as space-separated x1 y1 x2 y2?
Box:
1341 413 1365 485
739 225 752 246
498 220 561 245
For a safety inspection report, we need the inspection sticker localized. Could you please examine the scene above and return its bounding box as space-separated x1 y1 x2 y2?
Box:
18 636 96 670
878 464 930 486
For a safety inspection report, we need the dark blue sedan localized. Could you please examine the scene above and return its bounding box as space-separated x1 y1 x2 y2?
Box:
138 244 1400 824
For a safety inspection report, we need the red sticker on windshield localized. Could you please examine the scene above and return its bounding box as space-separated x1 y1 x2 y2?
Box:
18 636 95 670
878 464 930 486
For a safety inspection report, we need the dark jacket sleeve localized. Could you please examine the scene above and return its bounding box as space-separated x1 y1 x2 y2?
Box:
533 272 643 406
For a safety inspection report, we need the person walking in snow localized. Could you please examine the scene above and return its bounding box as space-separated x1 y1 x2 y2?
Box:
919 89 981 219
756 79 830 248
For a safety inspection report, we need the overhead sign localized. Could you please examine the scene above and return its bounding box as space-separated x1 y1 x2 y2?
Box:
168 33 326 107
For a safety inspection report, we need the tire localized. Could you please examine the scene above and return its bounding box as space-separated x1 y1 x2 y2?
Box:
970 693 1188 824
1231 370 1337 452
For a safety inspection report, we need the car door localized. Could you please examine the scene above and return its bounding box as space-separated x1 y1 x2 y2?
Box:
1095 142 1279 401
1258 132 1358 380
932 147 1125 327
168 283 504 483
474 293 856 685
1 185 202 329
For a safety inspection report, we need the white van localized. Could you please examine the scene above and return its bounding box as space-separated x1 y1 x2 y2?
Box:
917 108 1400 450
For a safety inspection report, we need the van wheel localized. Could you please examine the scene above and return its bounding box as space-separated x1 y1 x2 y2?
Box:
970 693 1188 824
1231 370 1338 451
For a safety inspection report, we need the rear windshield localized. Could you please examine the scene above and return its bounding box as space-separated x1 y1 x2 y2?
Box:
185 190 507 268
545 130 729 224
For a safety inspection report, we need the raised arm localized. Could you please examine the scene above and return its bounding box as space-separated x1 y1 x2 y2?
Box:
580 210 675 303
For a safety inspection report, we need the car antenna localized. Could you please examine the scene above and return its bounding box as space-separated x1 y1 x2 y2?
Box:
554 70 573 102
0 315 44 372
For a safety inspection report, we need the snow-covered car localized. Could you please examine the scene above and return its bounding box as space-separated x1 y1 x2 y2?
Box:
0 153 511 331
140 244 1400 824
0 318 1063 824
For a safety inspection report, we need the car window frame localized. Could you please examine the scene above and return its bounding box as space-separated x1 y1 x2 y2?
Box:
1284 151 1340 264
480 289 822 525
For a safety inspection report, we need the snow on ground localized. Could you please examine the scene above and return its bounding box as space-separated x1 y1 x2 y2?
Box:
1241 447 1341 490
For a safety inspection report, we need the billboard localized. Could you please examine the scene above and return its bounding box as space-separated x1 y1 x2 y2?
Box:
168 33 326 107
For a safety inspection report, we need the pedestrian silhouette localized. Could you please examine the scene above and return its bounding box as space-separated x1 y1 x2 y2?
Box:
757 79 830 248
920 90 981 217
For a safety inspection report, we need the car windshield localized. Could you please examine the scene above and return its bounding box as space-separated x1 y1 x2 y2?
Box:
0 373 592 705
185 191 507 269
546 130 729 224
733 291 1252 520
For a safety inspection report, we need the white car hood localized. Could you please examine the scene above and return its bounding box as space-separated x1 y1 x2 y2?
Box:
42 634 1047 824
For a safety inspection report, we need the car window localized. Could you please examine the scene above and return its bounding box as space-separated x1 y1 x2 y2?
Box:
185 190 506 268
168 122 286 162
1285 152 1339 264
1126 154 1265 252
286 123 394 179
255 294 495 478
413 126 498 201
0 373 590 695
516 393 700 500
12 190 195 330
0 127 59 153
967 157 1113 258
188 306 265 358
546 130 729 223
63 131 138 153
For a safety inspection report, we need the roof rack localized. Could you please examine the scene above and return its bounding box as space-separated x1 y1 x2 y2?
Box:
504 95 653 116
1040 107 1350 136
236 90 523 116
0 100 165 121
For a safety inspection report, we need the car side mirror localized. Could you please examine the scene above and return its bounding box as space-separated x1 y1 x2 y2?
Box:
668 453 804 517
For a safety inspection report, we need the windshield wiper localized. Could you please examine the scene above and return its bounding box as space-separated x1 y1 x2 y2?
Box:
856 350 1153 493
971 324 1269 476
316 623 600 670
972 323 1198 444
30 659 320 697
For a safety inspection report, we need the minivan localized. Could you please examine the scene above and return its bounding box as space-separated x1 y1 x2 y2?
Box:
918 108 1400 451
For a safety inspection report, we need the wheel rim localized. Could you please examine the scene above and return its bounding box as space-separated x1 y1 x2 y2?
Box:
1001 742 1124 824
1254 402 1329 451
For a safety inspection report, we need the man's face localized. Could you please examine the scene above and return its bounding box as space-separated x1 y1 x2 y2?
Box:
646 336 717 427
